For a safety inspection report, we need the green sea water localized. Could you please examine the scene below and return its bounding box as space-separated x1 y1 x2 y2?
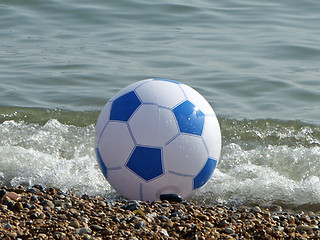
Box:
1 0 320 209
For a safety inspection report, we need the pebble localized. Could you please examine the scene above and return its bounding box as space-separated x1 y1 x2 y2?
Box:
205 221 213 228
0 204 7 211
70 219 80 228
134 220 146 229
122 201 140 211
90 224 104 231
160 228 170 237
0 189 6 199
75 227 92 234
251 206 262 213
4 223 12 229
224 227 234 234
296 224 313 233
1 185 320 240
160 193 183 203
5 192 21 201
41 199 55 209
13 202 23 212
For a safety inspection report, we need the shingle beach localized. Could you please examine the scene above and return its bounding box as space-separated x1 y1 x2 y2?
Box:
1 186 320 239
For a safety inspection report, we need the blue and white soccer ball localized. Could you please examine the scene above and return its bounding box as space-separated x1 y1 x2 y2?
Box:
95 79 221 201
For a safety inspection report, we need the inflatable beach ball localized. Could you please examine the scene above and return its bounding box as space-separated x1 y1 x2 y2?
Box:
95 78 221 201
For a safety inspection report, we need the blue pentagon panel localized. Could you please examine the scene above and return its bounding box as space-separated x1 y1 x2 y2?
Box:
95 148 108 179
126 146 163 181
173 100 205 136
193 158 217 190
153 78 181 84
110 91 141 121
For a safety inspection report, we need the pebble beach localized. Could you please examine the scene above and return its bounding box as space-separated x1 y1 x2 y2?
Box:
1 186 320 239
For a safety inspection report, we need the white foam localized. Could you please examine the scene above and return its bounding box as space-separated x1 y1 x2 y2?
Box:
0 120 112 196
195 142 320 207
1 119 319 208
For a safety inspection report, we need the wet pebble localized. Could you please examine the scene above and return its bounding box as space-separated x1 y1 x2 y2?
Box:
70 219 80 228
134 220 146 229
90 224 104 231
0 189 6 199
4 223 12 229
160 193 183 203
41 199 54 209
121 201 140 211
13 202 23 212
224 227 234 234
1 186 320 240
296 224 313 233
5 192 21 201
75 227 92 234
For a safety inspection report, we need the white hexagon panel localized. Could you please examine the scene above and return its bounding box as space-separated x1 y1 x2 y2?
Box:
129 104 179 146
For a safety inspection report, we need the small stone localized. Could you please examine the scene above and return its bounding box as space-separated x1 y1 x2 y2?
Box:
273 225 284 232
238 206 248 212
165 219 174 228
288 216 295 224
251 206 262 213
0 189 6 199
7 200 14 210
224 227 234 234
70 219 80 228
205 221 213 228
46 187 57 195
90 224 104 231
0 204 8 211
158 215 170 222
38 211 46 219
133 209 145 216
231 213 241 220
4 223 12 229
30 195 38 203
272 215 280 221
13 202 23 212
266 227 273 235
38 233 48 239
5 192 21 201
134 220 146 229
58 214 68 220
219 220 229 227
160 193 183 203
33 184 43 191
54 200 65 207
287 227 296 233
122 201 140 211
160 228 169 237
98 200 107 207
84 235 93 240
13 187 25 194
263 211 271 219
75 227 92 234
27 188 37 193
70 208 81 218
296 225 312 233
197 214 209 221
42 199 54 209
53 231 66 239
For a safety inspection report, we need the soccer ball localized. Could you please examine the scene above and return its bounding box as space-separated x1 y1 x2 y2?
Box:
95 79 221 201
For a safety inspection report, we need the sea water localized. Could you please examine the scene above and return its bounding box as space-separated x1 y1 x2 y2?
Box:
1 0 319 210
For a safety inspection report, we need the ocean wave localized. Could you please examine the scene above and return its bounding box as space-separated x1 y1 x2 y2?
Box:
0 117 319 210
